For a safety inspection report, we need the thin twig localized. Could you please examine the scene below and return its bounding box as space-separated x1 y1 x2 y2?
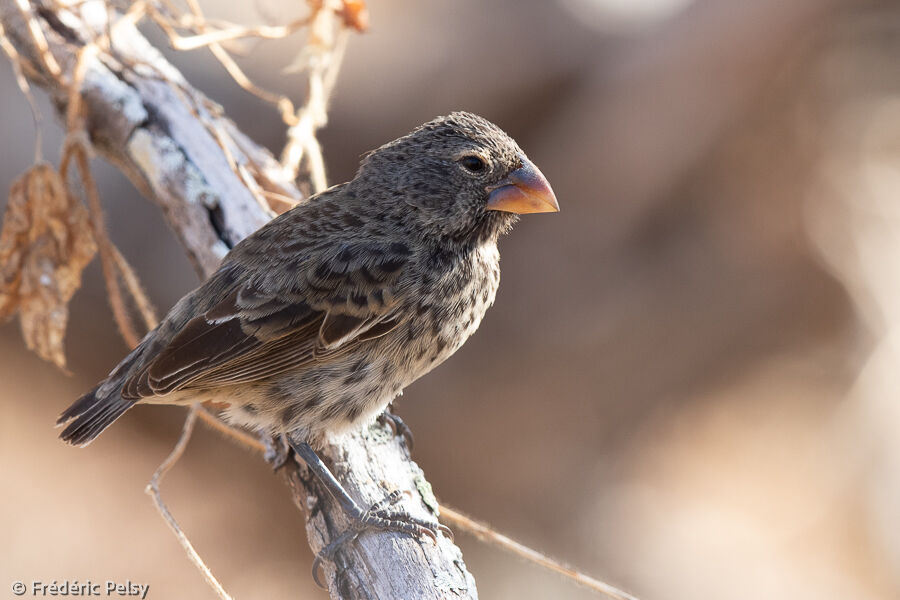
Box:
61 137 142 348
192 406 636 599
145 406 234 600
147 0 346 189
0 19 43 161
63 0 147 134
146 2 298 122
60 7 152 349
53 15 221 593
161 15 314 51
14 0 61 76
110 41 280 215
439 506 641 600
278 8 348 191
190 99 276 215
63 43 97 133
196 406 266 453
111 245 157 331
259 189 300 213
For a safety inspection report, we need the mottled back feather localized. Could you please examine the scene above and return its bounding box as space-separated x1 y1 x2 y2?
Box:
121 196 411 398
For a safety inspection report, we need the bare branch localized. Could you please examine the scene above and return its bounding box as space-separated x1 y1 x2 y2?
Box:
0 2 637 598
193 407 640 600
0 1 477 597
145 0 347 192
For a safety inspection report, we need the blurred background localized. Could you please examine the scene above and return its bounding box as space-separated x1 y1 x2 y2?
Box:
3 0 900 598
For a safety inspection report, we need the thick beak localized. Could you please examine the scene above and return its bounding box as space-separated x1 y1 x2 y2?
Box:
486 157 559 214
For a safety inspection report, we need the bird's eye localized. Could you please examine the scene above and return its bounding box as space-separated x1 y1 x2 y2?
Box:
459 155 486 173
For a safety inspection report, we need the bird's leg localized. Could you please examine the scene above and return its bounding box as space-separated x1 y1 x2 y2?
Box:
261 432 291 471
376 407 414 450
288 439 449 588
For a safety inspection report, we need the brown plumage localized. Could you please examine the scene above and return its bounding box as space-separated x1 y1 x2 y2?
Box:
58 112 558 448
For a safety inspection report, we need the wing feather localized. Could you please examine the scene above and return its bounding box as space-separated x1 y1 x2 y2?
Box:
122 235 410 399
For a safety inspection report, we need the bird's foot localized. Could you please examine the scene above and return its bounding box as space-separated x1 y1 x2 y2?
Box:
261 433 291 471
288 439 449 587
311 490 451 588
377 409 414 450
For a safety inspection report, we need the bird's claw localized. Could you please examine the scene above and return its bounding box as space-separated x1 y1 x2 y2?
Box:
311 490 446 588
261 433 291 471
377 410 414 450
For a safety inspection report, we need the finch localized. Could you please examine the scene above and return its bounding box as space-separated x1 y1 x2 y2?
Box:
57 111 558 559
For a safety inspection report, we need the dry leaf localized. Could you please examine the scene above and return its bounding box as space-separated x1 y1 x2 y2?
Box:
0 163 97 369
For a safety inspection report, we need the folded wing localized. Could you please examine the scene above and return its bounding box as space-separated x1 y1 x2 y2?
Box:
121 240 410 399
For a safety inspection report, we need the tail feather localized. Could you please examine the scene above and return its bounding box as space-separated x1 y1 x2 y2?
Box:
58 384 135 446
57 383 102 425
58 337 151 446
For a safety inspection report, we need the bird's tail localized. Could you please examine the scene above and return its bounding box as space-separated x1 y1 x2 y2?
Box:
57 384 135 446
57 342 146 446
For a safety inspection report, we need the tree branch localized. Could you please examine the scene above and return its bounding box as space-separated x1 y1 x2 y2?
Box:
0 1 478 597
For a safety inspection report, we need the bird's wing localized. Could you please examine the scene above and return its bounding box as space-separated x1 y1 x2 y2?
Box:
121 238 411 399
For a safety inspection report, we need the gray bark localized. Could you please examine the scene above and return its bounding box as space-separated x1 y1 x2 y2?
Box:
0 1 478 598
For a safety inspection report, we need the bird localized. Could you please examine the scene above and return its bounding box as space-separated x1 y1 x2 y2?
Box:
57 111 558 570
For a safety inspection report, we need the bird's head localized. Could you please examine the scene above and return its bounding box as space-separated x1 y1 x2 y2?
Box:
354 112 559 244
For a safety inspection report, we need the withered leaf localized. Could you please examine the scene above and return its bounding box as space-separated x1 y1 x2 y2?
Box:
0 163 97 369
